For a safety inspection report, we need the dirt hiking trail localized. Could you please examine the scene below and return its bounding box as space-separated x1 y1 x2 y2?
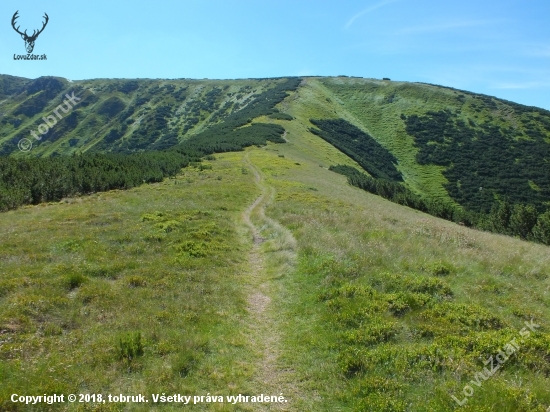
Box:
241 152 299 411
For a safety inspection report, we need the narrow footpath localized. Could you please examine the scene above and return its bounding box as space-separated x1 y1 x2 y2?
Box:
241 151 298 411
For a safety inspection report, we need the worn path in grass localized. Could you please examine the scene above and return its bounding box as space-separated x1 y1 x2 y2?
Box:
241 151 298 411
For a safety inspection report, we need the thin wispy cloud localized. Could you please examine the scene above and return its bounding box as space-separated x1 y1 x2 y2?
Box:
396 20 500 35
345 0 399 29
493 43 550 58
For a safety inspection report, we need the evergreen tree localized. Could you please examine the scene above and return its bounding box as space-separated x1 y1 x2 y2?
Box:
509 204 538 240
489 201 512 234
532 211 550 245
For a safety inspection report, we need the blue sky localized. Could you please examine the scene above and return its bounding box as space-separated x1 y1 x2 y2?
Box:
1 0 549 109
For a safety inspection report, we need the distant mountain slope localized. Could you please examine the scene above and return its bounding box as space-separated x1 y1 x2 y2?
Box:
1 74 549 218
310 78 550 208
0 74 31 99
0 76 295 156
285 78 550 215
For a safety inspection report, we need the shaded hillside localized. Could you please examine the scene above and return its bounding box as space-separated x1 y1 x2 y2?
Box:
0 76 297 156
1 74 550 228
405 110 550 213
310 118 402 182
314 78 550 209
0 78 300 212
0 75 32 99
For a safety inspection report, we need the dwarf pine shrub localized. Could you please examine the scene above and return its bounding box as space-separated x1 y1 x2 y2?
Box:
118 332 144 363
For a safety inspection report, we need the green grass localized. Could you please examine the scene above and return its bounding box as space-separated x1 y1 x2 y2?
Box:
1 78 550 411
315 78 455 202
4 74 548 216
257 139 550 411
1 143 549 411
0 155 265 411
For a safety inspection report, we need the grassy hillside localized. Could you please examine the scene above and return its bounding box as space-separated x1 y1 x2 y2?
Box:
2 74 549 216
1 76 550 410
0 155 262 410
0 75 31 100
306 77 550 211
260 136 550 411
0 76 293 156
1 140 549 411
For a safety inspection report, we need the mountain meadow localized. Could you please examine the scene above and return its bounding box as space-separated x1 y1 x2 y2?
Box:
0 74 549 411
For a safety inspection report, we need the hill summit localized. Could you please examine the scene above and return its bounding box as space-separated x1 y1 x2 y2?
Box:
1 75 549 235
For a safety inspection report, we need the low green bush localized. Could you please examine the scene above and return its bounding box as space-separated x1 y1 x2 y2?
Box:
65 273 87 290
118 332 144 364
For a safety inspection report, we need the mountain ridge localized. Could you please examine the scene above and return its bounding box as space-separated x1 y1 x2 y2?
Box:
1 75 550 411
1 74 549 241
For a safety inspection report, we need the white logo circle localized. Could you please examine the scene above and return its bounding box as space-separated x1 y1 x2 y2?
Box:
18 138 33 152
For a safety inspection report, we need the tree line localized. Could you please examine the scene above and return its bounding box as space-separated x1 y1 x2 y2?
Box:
310 119 402 182
0 152 190 212
404 110 550 213
0 78 302 212
330 165 550 245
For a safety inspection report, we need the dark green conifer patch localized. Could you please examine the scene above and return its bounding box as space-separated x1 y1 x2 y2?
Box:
0 78 301 212
310 119 402 182
331 165 550 245
404 110 550 213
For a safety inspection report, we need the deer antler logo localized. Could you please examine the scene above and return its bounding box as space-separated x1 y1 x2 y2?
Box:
11 11 49 54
